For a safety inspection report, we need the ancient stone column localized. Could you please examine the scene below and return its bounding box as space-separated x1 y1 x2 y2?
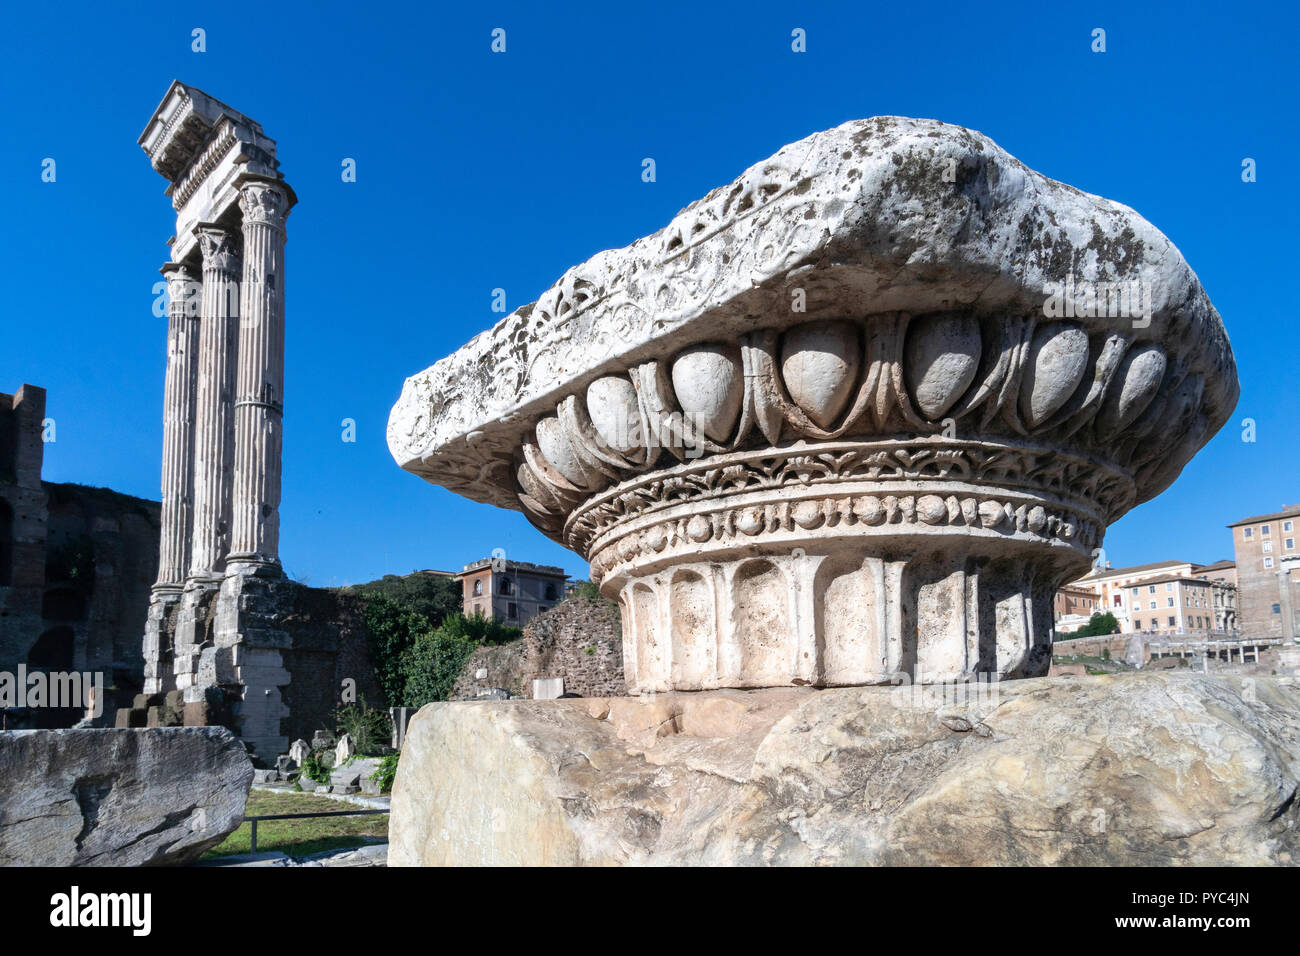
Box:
155 261 201 589
144 262 201 694
188 225 242 583
227 180 290 573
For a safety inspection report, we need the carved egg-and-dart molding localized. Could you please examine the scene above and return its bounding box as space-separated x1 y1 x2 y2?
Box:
388 116 1237 693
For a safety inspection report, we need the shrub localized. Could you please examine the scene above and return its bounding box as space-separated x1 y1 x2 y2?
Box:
402 617 482 707
301 751 332 785
372 753 399 793
568 580 602 601
334 696 393 757
1073 611 1120 638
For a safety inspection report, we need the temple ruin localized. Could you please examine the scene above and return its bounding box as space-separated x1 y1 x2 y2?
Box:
126 82 297 757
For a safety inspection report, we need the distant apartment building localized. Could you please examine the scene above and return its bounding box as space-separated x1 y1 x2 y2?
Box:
1053 585 1099 633
1229 505 1300 640
1063 559 1237 636
459 558 567 627
1121 574 1221 634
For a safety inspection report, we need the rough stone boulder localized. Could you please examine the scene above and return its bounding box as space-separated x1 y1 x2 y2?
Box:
388 673 1300 865
0 727 254 866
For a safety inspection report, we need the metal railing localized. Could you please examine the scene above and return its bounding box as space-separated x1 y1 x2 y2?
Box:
243 808 389 854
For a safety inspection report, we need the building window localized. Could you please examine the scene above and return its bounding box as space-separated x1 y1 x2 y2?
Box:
1263 541 1273 553
473 579 482 596
1167 597 1174 607
507 602 517 619
1285 520 1294 533
1168 616 1176 627
545 583 558 600
1244 528 1253 538
1287 538 1295 550
499 577 513 595
1165 582 1173 592
1275 603 1283 614
1131 587 1138 595
1264 557 1274 569
1149 601 1156 609
1262 524 1271 535
1113 595 1122 606
1148 585 1156 594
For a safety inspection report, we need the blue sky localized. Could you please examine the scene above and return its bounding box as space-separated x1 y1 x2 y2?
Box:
1 1 1295 585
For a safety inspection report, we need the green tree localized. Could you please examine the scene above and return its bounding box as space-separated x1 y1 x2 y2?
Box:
402 617 481 706
349 573 461 625
361 596 432 707
1072 611 1120 637
400 614 523 707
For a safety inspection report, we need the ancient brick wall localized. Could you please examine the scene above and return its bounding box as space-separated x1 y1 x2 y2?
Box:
451 597 625 700
266 584 386 750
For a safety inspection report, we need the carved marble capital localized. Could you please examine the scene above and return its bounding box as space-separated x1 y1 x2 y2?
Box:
161 261 200 314
388 116 1239 692
238 180 289 231
194 225 242 277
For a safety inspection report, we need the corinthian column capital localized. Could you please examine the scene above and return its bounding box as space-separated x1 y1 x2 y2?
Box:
161 261 200 314
238 180 290 232
194 225 242 277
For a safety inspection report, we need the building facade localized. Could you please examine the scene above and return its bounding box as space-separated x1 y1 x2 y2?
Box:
459 559 567 627
1052 585 1099 633
1122 574 1219 635
1064 559 1237 636
1229 505 1300 639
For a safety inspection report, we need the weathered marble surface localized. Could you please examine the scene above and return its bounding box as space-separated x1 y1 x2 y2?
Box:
388 116 1238 691
389 673 1299 866
0 728 253 866
389 115 1235 514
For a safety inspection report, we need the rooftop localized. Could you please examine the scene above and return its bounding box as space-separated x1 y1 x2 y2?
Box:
1193 559 1236 573
1227 505 1300 528
460 558 567 577
1079 560 1190 581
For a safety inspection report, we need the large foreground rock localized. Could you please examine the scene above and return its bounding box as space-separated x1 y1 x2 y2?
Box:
0 728 254 866
389 673 1300 865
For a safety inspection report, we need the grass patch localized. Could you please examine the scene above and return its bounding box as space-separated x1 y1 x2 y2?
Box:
202 790 388 860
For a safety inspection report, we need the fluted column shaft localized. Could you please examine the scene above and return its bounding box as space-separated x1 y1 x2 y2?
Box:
188 225 242 581
228 181 290 569
155 262 201 589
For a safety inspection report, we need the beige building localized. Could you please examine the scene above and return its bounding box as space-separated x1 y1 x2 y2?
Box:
1052 585 1099 633
1064 559 1237 636
1229 505 1300 640
459 559 567 627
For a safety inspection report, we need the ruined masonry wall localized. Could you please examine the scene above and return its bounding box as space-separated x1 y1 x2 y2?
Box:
451 597 625 699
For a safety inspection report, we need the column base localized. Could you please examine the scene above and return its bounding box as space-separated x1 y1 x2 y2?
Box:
214 571 293 763
142 586 184 695
174 576 223 703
